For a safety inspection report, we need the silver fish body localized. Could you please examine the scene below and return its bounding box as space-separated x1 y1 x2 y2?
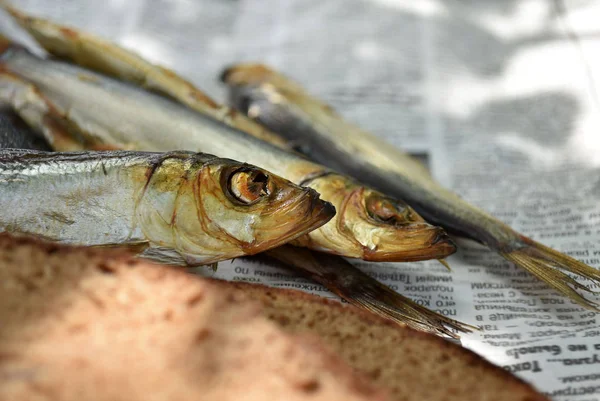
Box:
0 149 334 265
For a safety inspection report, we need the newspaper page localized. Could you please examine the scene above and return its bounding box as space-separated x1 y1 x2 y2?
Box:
4 1 600 399
423 1 600 397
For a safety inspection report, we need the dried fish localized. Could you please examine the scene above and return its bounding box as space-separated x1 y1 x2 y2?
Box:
0 9 477 335
222 64 600 310
0 149 334 266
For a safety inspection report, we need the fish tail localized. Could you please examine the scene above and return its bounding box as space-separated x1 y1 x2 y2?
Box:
438 259 452 271
500 236 600 310
337 273 477 338
262 246 475 338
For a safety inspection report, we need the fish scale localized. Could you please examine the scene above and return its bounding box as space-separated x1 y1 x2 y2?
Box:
0 150 156 245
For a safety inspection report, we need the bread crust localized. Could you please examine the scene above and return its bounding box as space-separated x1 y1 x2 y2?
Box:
213 279 549 401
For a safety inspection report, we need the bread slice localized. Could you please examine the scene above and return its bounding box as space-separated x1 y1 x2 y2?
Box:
0 234 387 401
217 281 549 401
0 233 547 401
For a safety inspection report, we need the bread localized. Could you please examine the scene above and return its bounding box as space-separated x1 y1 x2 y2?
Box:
217 282 549 401
0 234 387 401
0 233 547 401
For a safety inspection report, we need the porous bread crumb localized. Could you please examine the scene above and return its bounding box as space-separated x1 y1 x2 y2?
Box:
0 234 387 401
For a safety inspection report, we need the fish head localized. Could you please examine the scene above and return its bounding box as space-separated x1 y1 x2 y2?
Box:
301 175 455 261
355 188 457 261
221 63 305 122
185 159 335 256
220 64 307 100
220 64 276 88
221 63 333 122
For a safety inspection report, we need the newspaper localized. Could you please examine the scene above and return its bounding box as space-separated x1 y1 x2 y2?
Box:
5 0 600 399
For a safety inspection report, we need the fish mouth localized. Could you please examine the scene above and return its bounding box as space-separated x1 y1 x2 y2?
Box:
244 187 335 255
361 226 457 262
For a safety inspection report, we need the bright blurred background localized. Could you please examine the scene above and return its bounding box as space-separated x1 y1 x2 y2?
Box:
7 0 600 168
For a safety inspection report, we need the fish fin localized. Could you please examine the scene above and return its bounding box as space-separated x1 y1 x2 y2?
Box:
264 246 475 338
340 273 477 338
184 262 219 275
501 237 600 311
88 240 150 254
179 253 223 270
137 247 220 270
438 259 452 271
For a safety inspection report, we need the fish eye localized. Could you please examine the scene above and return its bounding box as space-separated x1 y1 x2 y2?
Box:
227 168 270 205
365 194 409 225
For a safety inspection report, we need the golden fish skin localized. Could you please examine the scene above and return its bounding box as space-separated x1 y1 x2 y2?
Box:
0 41 456 263
0 149 334 266
221 63 600 310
